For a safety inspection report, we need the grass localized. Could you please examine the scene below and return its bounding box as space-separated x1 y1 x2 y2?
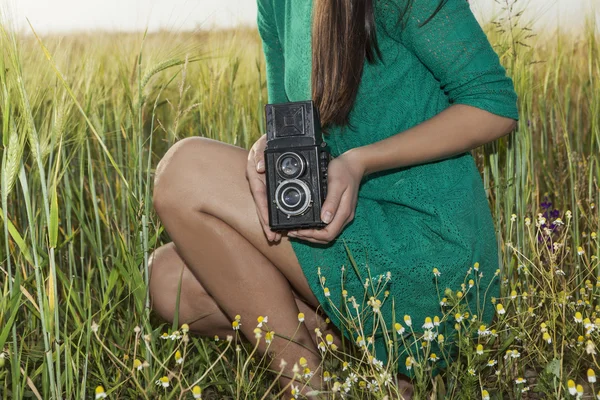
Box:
0 3 598 399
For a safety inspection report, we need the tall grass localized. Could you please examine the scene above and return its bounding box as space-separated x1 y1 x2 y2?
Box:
0 5 598 399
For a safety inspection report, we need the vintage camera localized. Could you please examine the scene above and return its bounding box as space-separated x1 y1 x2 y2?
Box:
264 100 330 231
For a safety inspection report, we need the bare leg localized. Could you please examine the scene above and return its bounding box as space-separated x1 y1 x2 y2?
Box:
152 137 341 394
148 241 342 348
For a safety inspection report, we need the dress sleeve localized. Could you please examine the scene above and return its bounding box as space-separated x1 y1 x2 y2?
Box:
400 0 519 120
256 0 289 104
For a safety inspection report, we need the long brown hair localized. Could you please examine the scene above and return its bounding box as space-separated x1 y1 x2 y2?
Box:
311 0 447 131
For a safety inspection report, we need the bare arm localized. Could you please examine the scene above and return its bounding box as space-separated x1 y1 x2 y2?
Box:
345 104 517 176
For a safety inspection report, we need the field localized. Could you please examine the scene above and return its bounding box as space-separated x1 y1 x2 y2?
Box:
0 4 599 400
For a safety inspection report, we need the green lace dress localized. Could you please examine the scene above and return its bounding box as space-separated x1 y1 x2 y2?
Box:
257 0 519 376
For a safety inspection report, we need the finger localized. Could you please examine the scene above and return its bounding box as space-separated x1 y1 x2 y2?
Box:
255 135 266 173
248 174 276 241
295 191 353 242
287 232 329 245
320 179 346 224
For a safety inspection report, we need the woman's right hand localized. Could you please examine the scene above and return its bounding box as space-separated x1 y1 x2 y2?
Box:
246 134 282 243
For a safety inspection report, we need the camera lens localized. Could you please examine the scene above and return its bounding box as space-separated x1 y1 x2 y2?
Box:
282 187 301 207
276 152 305 179
274 179 312 216
281 157 300 177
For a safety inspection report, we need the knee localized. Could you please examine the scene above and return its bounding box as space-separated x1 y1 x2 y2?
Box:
152 137 214 217
148 243 177 296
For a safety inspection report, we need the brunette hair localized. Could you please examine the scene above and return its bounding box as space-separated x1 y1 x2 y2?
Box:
311 0 448 131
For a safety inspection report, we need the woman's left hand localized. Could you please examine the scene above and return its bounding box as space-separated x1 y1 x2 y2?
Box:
287 149 365 244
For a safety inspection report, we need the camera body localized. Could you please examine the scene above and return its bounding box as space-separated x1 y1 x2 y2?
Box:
264 100 330 231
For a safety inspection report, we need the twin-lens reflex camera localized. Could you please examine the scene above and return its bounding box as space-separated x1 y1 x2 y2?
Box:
264 100 331 231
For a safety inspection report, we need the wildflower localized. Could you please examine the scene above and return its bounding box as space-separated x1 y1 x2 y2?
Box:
356 335 365 347
321 276 326 285
342 289 348 298
370 297 382 313
423 317 434 329
160 332 169 340
371 357 384 369
455 313 464 323
482 389 490 400
316 341 326 353
423 330 435 342
214 335 219 342
404 315 412 327
510 290 517 299
326 334 334 345
174 350 183 365
324 287 330 297
432 268 441 277
578 335 585 344
133 326 141 334
430 353 439 362
395 322 405 335
192 385 202 399
254 327 262 339
91 321 99 333
291 385 300 399
456 291 463 299
297 313 305 322
478 324 491 336
299 357 308 367
155 376 169 388
474 262 480 271
468 279 474 288
265 331 274 344
437 334 445 344
181 323 189 333
256 315 268 328
577 384 584 397
577 246 585 256
588 369 597 383
487 359 497 367
515 377 526 384
314 327 322 337
234 314 241 321
568 380 577 395
95 386 107 399
303 367 313 379
525 217 531 226
405 356 413 370
468 368 476 376
323 371 331 382
232 320 240 330
169 331 182 340
586 340 597 355
575 312 583 323
440 297 447 306
476 344 484 355
553 217 564 225
496 304 506 315
433 316 440 326
342 361 350 371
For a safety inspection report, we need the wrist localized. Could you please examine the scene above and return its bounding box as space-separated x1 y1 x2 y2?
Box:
341 146 369 177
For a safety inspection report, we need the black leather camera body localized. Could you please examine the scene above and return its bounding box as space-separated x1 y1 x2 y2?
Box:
264 100 330 231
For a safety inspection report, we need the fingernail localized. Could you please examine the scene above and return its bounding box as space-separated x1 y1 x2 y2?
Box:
256 160 264 171
322 211 332 224
288 231 297 237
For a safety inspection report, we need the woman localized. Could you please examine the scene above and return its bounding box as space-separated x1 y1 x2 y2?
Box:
149 0 519 397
